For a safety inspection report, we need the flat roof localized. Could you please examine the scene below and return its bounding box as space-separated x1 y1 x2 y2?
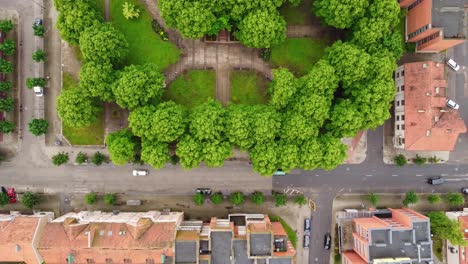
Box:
175 241 197 263
211 231 232 264
431 0 465 38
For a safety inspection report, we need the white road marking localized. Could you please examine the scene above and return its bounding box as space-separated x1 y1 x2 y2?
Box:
441 174 448 176
365 174 373 177
315 174 320 177
416 174 423 177
392 174 399 177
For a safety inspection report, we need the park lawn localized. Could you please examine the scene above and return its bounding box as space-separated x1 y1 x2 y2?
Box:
109 0 180 70
269 215 297 248
230 70 269 105
164 70 216 109
279 0 311 25
61 73 105 145
270 38 327 76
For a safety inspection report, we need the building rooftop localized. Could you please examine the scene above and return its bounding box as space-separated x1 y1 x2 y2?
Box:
249 233 272 256
431 0 465 38
233 240 253 264
175 241 197 263
211 231 232 264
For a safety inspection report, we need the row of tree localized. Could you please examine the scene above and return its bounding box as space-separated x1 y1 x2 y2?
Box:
0 19 16 135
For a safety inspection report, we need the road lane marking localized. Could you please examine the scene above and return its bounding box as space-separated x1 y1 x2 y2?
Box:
441 174 448 176
392 175 398 177
315 174 320 177
365 174 373 177
416 174 423 177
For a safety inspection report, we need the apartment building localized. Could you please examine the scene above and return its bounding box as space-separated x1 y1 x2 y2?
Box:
338 208 433 264
393 61 466 151
445 209 468 264
399 0 465 52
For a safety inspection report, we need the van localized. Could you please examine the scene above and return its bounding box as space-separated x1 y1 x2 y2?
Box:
303 235 310 248
304 218 311 233
427 177 444 185
33 86 43 97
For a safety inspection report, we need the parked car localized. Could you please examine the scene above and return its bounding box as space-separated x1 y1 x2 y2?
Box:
196 188 212 195
34 18 42 26
132 169 148 176
304 218 311 234
324 233 331 250
303 234 310 248
1 187 16 203
33 86 44 97
462 188 468 195
273 169 286 176
446 99 460 110
446 59 460 71
427 177 444 185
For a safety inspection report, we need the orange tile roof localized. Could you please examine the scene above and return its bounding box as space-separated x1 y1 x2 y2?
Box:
403 61 467 151
271 222 287 237
0 217 41 263
248 222 270 233
342 251 367 264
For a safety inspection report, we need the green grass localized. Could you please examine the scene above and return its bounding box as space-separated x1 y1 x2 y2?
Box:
164 70 216 109
269 215 297 249
432 235 443 261
61 73 104 145
270 38 328 76
109 0 180 70
230 70 269 105
279 0 311 25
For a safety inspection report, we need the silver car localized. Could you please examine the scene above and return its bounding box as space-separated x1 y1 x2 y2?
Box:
132 169 148 176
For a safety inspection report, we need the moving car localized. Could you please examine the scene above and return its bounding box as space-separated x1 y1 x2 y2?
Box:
324 233 331 250
427 177 444 185
446 99 460 110
33 86 43 97
273 169 286 176
462 188 468 195
446 59 460 71
304 218 311 234
303 234 310 248
196 188 212 195
132 169 148 176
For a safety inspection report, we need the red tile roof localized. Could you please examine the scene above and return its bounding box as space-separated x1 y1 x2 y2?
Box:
403 61 466 151
0 216 42 263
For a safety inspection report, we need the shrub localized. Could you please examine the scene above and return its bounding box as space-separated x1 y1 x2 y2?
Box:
446 192 465 207
0 98 14 112
28 118 49 136
428 194 441 204
151 20 169 41
52 152 69 166
0 19 13 33
92 152 106 165
76 152 88 164
84 192 97 205
0 58 13 73
33 24 45 36
0 120 15 134
394 154 407 167
294 194 307 206
413 155 427 166
0 81 12 92
22 192 40 209
368 192 379 207
193 193 205 206
210 192 223 205
428 156 440 163
274 192 287 207
403 191 418 206
251 191 265 205
230 192 245 206
122 2 140 19
104 193 117 205
32 49 46 62
0 39 16 56
261 48 271 61
26 77 46 88
0 192 10 206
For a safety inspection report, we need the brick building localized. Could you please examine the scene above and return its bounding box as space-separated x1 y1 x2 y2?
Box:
445 209 468 264
338 208 434 264
399 0 465 52
393 61 466 151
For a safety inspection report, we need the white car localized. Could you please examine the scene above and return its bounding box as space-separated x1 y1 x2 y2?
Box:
33 86 43 97
446 59 460 71
132 169 148 176
446 99 460 110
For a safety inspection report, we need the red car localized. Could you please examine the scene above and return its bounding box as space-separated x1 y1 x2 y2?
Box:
1 187 16 203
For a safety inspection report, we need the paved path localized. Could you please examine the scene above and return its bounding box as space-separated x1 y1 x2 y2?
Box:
216 65 230 105
104 0 110 21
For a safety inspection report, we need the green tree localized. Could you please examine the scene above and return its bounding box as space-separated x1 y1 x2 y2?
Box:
0 39 16 56
33 24 45 36
140 140 170 169
428 194 441 204
26 77 46 88
175 1 216 39
230 192 245 206
368 192 379 207
320 135 347 170
202 140 232 168
22 192 40 209
277 141 300 173
76 152 88 164
122 2 140 19
280 112 318 142
193 193 205 206
92 151 106 165
79 23 129 64
251 105 281 143
294 195 307 206
394 154 407 167
28 118 49 136
313 0 368 29
104 193 117 205
427 211 466 246
32 49 46 62
249 141 278 176
57 88 101 128
0 58 13 73
269 68 298 110
300 138 322 170
0 192 9 207
413 155 427 166
235 10 286 48
225 104 254 151
105 129 137 165
403 191 418 206
0 81 12 92
189 100 226 141
0 98 14 112
56 0 102 44
0 19 13 33
211 193 223 205
326 100 364 138
0 120 15 134
274 192 287 207
84 192 97 205
176 135 203 169
113 64 165 110
79 61 115 102
446 192 465 207
251 191 265 205
52 152 69 166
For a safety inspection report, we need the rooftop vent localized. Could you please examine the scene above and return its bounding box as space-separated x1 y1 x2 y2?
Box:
418 109 425 113
434 116 439 122
426 92 431 96
435 87 440 94
119 231 127 236
436 63 440 67
107 231 112 236
100 230 105 236
15 244 20 252
422 63 428 68
426 130 431 136
446 129 453 133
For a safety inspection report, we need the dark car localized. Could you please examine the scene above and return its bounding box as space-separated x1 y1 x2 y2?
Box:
462 188 468 195
34 18 42 26
324 233 331 250
196 188 212 195
427 177 444 185
304 218 311 234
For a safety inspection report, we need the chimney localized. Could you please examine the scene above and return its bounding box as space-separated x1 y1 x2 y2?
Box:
422 63 428 69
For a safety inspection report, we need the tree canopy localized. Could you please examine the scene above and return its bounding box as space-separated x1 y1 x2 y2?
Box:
140 140 170 169
235 10 286 48
314 0 369 29
189 100 226 141
57 87 101 128
427 211 466 246
79 61 116 102
106 129 137 165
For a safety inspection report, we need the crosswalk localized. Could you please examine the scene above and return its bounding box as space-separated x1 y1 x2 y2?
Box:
73 174 89 193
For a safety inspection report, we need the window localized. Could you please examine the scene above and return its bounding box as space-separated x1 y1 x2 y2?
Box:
86 259 95 264
397 101 400 106
146 259 155 264
124 259 132 264
105 259 113 264
401 100 405 106
401 70 404 76
397 116 400 121
401 85 405 91
402 115 405 121
402 124 405 130
397 125 400 130
396 72 399 78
